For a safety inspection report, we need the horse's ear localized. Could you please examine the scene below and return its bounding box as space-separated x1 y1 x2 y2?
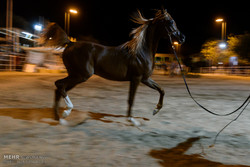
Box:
161 6 167 14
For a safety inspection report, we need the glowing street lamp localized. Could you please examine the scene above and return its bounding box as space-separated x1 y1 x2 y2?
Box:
215 18 223 22
65 9 78 35
173 41 181 53
69 9 78 14
34 24 42 31
218 42 227 49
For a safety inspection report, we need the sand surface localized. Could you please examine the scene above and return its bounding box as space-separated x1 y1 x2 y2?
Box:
0 72 249 167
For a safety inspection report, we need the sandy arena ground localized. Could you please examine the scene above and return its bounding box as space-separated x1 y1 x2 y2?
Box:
0 72 249 167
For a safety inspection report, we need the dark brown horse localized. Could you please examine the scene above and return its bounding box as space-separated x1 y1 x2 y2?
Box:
42 9 185 126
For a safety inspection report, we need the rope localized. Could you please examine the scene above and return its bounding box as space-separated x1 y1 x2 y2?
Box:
168 35 250 117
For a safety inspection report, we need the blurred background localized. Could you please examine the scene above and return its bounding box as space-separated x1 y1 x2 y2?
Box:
0 0 249 75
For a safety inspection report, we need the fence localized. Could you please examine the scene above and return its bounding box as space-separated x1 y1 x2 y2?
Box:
0 47 65 72
0 51 26 71
23 47 65 72
200 66 250 76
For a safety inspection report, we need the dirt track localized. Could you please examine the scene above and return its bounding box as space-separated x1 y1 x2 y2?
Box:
0 72 249 167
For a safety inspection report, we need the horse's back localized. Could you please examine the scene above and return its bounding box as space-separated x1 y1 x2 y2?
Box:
62 41 131 81
94 46 132 81
62 41 96 77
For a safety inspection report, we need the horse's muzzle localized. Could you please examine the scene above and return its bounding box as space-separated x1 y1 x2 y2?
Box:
177 31 185 44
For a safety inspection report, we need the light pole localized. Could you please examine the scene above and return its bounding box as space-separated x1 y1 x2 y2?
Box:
215 18 227 41
216 18 227 50
65 9 78 36
6 0 13 43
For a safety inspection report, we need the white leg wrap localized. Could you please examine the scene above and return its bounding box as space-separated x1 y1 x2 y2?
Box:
128 117 141 126
63 95 73 118
59 118 69 126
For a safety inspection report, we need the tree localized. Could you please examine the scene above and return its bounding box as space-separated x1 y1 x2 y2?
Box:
200 35 250 66
233 33 250 62
201 40 232 66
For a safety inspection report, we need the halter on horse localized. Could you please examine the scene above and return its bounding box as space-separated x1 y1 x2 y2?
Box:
41 9 185 126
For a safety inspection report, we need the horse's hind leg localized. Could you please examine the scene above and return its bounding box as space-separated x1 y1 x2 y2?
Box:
142 78 165 115
54 75 87 121
54 77 69 120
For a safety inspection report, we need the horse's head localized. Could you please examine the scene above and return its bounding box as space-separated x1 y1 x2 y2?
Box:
155 9 185 44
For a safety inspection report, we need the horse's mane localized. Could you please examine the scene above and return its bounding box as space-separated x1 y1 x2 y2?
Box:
122 10 149 55
122 10 171 55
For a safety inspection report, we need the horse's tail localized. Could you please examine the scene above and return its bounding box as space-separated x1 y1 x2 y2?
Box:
39 22 70 47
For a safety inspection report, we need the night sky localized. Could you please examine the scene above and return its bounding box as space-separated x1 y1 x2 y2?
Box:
1 0 250 55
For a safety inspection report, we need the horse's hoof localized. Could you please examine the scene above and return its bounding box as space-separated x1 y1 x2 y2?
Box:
128 117 141 126
63 109 71 118
153 108 160 115
59 118 69 126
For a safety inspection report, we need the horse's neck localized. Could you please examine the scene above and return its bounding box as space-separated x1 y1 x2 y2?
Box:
132 25 161 72
142 24 162 59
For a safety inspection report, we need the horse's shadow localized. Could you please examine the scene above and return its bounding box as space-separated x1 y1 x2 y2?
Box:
0 108 149 126
149 137 249 167
0 108 87 126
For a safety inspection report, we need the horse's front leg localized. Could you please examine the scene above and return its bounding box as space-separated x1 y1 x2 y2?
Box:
127 77 141 126
142 78 165 115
